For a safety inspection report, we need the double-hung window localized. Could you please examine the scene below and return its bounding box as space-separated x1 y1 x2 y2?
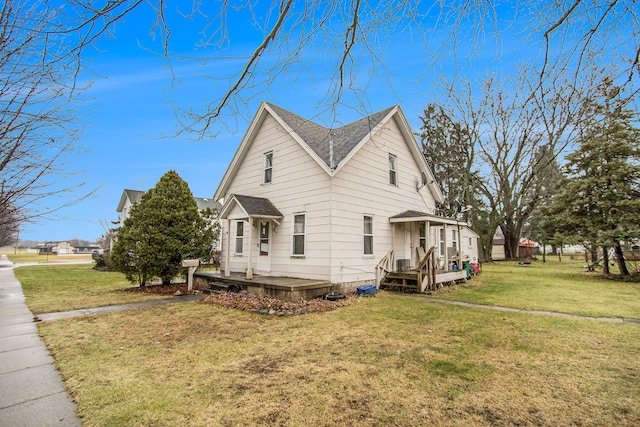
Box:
419 222 427 252
234 221 244 255
364 215 374 256
264 151 273 184
389 154 397 186
292 213 306 256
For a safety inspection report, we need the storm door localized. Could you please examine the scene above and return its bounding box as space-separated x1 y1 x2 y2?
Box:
257 220 271 272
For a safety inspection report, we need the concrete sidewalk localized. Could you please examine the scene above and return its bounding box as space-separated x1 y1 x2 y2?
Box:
0 255 82 427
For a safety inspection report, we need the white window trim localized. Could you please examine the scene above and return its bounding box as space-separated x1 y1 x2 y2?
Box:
363 214 374 257
234 221 244 255
292 212 306 257
389 154 398 186
263 151 273 184
419 222 427 252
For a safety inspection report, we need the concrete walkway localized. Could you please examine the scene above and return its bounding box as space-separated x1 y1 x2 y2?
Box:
35 294 202 322
397 294 640 324
0 255 82 426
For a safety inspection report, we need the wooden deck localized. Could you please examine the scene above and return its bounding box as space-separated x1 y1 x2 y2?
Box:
194 271 332 301
380 269 468 293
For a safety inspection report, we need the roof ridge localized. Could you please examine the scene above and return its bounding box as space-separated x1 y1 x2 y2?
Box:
265 103 397 169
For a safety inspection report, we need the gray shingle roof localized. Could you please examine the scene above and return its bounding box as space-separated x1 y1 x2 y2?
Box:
195 197 220 211
390 210 431 219
266 103 396 169
233 194 283 218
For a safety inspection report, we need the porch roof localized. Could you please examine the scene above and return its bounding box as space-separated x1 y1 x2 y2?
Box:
219 194 283 221
389 210 466 226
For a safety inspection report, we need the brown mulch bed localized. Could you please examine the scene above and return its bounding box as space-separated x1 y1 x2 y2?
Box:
202 290 357 316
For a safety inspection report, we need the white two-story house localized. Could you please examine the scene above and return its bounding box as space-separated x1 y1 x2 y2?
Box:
213 102 479 294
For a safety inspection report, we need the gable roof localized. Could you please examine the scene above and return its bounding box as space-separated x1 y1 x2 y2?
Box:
116 189 145 213
266 103 395 169
117 189 221 213
194 197 219 212
219 194 283 220
214 102 444 203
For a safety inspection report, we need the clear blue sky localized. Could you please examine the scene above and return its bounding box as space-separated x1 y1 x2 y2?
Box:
17 1 633 242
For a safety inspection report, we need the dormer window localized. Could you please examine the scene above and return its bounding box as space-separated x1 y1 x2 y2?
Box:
389 154 397 186
264 151 273 184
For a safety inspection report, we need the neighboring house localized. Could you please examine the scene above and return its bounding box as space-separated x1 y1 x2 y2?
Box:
115 189 145 229
113 189 222 250
213 102 479 292
73 245 103 254
38 241 74 255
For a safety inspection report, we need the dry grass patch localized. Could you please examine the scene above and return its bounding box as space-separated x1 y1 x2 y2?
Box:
16 264 169 314
39 292 640 426
434 260 640 319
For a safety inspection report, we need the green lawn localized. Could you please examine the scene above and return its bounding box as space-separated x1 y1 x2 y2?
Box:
26 260 640 425
16 264 168 314
39 293 640 426
1 248 93 264
434 259 640 319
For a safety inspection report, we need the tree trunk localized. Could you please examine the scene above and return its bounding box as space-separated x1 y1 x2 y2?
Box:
614 242 630 276
589 245 598 270
602 246 610 275
501 223 520 260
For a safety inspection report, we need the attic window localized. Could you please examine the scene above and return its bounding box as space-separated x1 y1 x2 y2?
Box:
264 151 273 184
389 154 397 186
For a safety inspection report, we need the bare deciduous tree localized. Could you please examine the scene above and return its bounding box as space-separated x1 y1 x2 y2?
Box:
432 66 603 260
59 1 638 136
0 0 93 231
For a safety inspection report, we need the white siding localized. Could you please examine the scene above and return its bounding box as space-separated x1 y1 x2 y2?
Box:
218 109 447 288
328 116 437 285
221 115 333 280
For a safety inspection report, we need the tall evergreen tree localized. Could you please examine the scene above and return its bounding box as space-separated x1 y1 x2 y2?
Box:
111 170 214 285
543 85 640 276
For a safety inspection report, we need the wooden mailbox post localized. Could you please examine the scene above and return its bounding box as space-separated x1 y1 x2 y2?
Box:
181 259 200 292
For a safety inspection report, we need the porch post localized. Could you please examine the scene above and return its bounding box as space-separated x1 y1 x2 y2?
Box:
246 217 254 279
457 223 462 260
425 221 431 251
443 223 449 270
225 219 231 277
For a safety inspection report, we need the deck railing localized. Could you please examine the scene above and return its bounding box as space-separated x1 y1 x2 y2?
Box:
418 246 437 292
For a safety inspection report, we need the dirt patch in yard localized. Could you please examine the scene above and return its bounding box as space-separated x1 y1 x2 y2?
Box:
123 282 208 295
202 290 357 315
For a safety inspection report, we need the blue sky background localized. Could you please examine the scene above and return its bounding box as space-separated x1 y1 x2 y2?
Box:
17 1 633 242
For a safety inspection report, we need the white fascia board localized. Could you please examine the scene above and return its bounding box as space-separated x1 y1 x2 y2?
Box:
263 103 333 176
393 106 445 204
213 102 270 202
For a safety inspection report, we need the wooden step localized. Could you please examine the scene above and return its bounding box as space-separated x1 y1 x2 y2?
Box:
380 271 420 292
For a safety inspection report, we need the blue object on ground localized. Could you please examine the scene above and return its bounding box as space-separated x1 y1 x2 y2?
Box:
357 284 377 296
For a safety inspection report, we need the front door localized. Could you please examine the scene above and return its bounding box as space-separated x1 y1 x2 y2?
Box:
257 220 271 272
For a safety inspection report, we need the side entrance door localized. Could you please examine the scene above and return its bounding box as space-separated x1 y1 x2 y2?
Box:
257 220 271 272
